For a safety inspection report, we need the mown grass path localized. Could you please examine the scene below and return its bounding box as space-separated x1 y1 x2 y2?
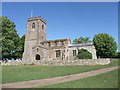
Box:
39 69 119 88
2 65 119 88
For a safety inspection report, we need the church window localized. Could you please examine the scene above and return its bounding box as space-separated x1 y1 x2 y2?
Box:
55 42 57 46
56 50 61 57
32 23 35 29
61 41 64 45
73 50 76 56
48 42 50 47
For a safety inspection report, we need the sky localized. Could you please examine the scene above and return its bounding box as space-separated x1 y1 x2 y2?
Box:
2 2 118 47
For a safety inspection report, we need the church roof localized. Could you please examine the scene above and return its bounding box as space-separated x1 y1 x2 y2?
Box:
68 43 93 47
32 45 48 50
40 38 70 43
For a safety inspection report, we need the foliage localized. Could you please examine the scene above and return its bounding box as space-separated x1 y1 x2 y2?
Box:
1 16 20 60
1 16 25 60
73 37 92 44
76 48 92 59
93 33 117 58
13 35 25 59
116 52 120 58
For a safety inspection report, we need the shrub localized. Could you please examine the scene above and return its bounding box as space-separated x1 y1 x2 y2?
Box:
76 49 92 59
112 52 120 58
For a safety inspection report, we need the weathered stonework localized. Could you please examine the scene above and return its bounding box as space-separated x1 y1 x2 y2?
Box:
22 16 97 63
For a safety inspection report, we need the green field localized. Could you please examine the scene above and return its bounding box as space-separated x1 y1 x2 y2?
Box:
2 59 119 84
38 69 119 88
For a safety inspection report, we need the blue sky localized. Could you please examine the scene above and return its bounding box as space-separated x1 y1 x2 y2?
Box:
2 2 118 45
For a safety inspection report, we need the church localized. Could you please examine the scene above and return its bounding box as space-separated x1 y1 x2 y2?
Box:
23 16 97 63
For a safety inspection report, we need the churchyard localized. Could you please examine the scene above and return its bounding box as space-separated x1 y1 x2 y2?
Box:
2 59 119 88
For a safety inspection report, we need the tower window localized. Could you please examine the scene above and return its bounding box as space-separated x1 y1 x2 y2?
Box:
42 43 44 46
42 24 44 30
32 23 35 29
37 48 39 52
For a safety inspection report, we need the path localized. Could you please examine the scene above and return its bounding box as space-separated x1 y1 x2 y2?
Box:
2 66 119 88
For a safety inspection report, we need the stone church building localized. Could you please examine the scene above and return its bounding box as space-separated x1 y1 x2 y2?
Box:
23 16 97 63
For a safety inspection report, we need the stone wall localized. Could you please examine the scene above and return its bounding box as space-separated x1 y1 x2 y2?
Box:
0 58 111 66
0 60 23 65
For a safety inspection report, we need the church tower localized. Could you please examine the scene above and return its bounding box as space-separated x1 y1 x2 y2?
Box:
23 16 46 63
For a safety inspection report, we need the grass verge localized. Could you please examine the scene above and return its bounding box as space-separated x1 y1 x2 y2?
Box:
2 59 119 84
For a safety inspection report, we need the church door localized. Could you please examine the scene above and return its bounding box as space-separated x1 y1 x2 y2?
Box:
36 54 40 60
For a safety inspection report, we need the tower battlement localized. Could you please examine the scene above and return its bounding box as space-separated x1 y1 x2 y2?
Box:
28 16 46 24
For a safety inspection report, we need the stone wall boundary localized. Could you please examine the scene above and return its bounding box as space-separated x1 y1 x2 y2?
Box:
0 58 111 66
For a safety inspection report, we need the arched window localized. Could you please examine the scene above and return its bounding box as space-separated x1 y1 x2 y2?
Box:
36 54 40 60
42 24 44 30
32 23 35 29
37 48 39 52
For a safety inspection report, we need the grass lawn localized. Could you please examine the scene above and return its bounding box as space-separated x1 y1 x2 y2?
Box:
38 69 119 88
2 59 119 84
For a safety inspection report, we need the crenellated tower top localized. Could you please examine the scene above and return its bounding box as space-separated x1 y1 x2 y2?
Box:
28 16 46 24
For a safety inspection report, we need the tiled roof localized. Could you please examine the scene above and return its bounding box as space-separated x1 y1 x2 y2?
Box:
40 38 70 43
68 43 93 47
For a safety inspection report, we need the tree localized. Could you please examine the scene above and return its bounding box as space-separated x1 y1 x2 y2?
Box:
13 35 25 59
93 33 117 58
1 16 20 60
73 37 92 44
76 48 92 59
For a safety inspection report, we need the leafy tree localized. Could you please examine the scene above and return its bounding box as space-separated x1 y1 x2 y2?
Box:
1 16 20 60
73 37 92 44
0 22 2 60
93 33 117 58
76 48 92 59
13 35 25 59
